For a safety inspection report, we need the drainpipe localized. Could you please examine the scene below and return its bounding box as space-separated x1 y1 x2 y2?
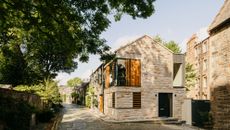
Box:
102 63 105 114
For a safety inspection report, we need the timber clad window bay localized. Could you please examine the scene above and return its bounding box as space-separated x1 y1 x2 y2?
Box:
105 58 141 88
133 92 141 108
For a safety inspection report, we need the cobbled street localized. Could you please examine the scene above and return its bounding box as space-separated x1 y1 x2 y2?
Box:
58 104 199 130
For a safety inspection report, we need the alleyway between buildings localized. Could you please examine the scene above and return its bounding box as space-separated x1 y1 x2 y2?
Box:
58 104 199 130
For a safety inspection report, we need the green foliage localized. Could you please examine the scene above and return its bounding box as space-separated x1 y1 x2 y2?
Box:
71 91 79 103
0 0 156 86
153 35 165 43
71 92 79 98
87 85 95 96
85 85 95 108
164 41 182 54
185 63 196 91
0 42 42 86
85 95 91 108
14 79 62 105
153 35 182 53
67 77 82 87
100 51 116 63
0 95 34 130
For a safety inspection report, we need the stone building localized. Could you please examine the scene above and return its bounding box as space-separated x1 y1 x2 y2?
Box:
90 35 186 121
186 35 210 100
207 0 230 129
59 86 73 104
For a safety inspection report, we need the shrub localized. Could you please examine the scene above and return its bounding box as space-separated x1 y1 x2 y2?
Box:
85 95 91 108
14 79 62 105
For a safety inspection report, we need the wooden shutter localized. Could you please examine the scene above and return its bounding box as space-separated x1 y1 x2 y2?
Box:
99 96 103 112
105 65 110 88
133 92 141 108
130 59 141 86
125 59 141 86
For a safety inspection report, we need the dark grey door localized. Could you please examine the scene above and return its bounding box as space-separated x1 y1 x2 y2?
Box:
159 93 173 117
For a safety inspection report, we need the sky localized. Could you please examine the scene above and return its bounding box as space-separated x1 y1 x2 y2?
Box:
55 0 225 85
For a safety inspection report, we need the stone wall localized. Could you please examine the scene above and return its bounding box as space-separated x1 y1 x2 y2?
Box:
211 85 230 130
103 35 185 120
0 88 46 110
209 27 230 87
209 26 230 130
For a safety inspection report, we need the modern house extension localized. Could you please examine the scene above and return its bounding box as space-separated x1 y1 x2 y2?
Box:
90 35 186 121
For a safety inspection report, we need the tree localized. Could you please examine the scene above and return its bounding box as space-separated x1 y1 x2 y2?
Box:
185 63 196 91
67 77 82 87
0 0 156 86
100 51 116 63
164 41 182 53
153 35 182 53
14 79 62 105
153 35 165 44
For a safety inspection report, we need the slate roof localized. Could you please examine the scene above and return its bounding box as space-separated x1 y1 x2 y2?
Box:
209 0 230 32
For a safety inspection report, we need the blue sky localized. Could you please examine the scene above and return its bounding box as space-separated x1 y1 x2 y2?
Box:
56 0 225 85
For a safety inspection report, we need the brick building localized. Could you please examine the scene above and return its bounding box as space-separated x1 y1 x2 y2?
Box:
90 35 186 121
186 35 210 100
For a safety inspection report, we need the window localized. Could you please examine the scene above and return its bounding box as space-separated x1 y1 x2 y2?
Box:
105 58 141 87
203 42 208 52
195 48 197 57
195 46 201 57
203 59 207 71
203 77 207 88
173 63 183 87
112 92 115 108
117 59 141 86
133 92 141 108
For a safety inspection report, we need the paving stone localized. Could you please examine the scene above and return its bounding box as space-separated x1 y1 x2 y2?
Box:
58 104 199 130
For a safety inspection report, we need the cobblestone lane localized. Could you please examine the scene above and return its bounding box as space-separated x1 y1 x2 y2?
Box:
58 104 199 130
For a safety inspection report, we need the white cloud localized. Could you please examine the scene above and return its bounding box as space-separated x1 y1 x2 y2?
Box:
111 35 142 51
196 27 209 42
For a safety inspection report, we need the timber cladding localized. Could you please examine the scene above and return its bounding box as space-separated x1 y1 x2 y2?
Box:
105 65 110 88
133 92 141 108
99 96 103 112
112 92 115 108
125 59 141 86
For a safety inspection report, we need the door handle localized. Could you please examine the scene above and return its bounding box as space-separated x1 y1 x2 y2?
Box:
160 108 164 110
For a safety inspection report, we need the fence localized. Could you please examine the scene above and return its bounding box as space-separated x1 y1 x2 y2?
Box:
182 99 211 128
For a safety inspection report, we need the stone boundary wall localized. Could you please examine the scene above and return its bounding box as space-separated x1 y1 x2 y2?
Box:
0 88 46 110
211 85 230 130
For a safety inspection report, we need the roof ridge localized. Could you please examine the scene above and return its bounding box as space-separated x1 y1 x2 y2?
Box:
114 35 150 52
